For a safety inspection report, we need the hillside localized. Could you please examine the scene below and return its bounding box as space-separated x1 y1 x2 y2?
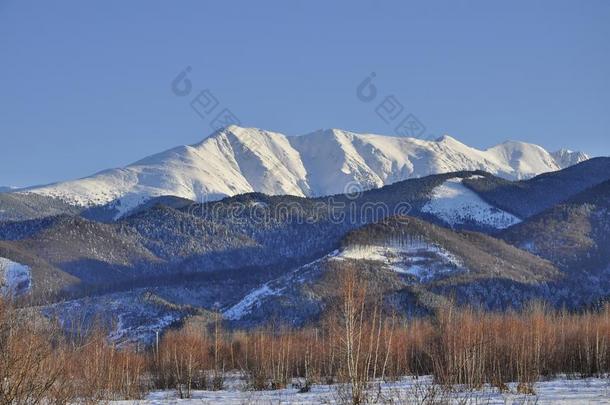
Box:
0 166 608 343
463 157 610 218
501 180 610 273
223 216 561 328
0 192 82 222
0 167 602 303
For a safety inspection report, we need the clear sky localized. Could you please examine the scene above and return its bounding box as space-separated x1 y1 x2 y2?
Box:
1 0 609 186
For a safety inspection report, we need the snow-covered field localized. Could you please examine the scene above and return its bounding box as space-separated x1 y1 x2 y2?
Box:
114 376 610 404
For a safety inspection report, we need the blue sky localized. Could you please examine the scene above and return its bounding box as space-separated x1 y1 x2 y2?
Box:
1 0 609 186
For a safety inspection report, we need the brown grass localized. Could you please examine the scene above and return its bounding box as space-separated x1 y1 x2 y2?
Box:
0 300 149 404
1 272 609 404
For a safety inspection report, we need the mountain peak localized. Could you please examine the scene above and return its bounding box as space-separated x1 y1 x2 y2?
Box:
208 124 260 138
305 128 349 136
551 149 590 169
435 134 462 144
499 139 531 147
224 123 244 132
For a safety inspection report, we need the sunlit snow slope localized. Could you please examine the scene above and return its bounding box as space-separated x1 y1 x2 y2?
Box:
421 177 522 229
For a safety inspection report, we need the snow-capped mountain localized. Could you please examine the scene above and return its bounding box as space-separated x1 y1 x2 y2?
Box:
551 149 589 168
23 125 589 215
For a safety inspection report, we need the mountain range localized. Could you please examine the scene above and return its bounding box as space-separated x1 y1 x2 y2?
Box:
0 126 608 345
17 126 588 219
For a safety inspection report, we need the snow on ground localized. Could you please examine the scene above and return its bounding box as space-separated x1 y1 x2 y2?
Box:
113 376 610 404
338 241 465 282
0 256 31 296
422 177 521 229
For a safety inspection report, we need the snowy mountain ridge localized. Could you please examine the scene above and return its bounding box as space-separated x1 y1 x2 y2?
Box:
23 125 589 215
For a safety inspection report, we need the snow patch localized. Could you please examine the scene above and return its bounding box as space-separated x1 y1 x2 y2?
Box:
338 240 465 282
223 284 281 320
0 257 31 297
223 251 339 321
422 177 521 229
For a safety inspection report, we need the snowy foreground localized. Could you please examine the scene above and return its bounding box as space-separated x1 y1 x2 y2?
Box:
114 376 610 404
